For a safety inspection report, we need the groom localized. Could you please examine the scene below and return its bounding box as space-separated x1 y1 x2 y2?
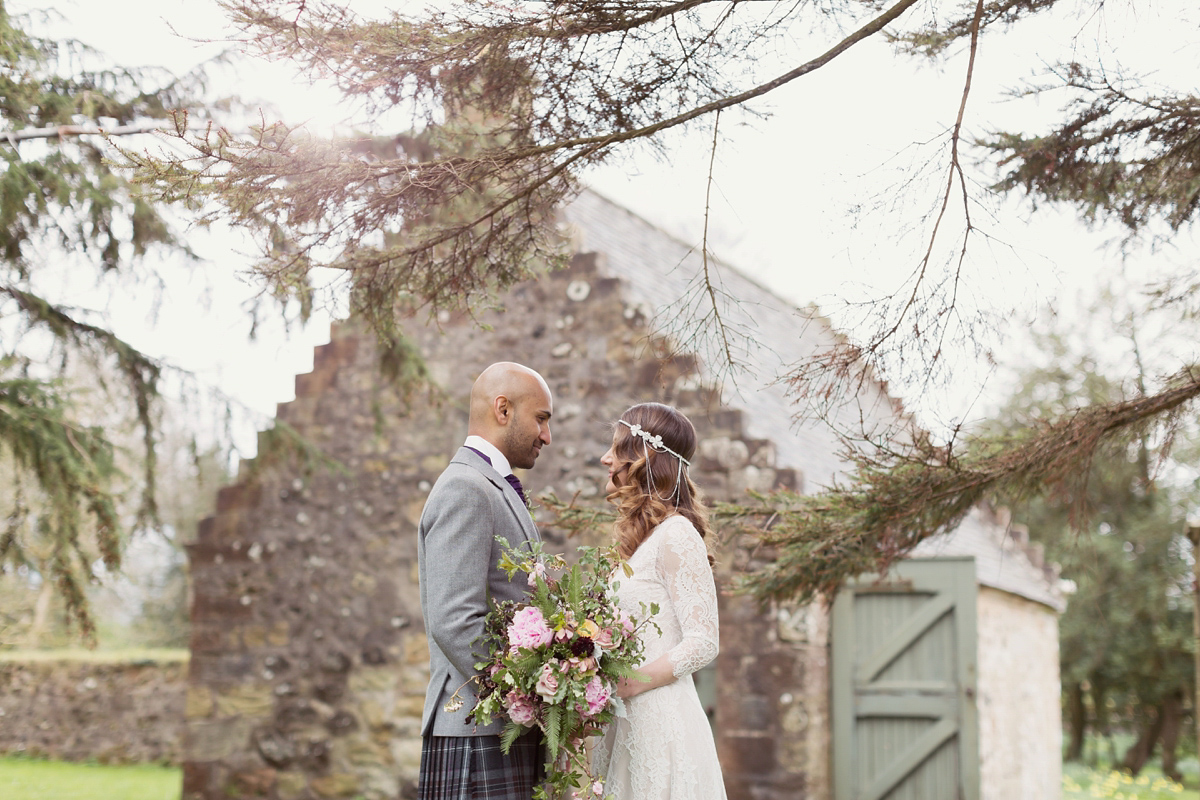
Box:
416 361 553 799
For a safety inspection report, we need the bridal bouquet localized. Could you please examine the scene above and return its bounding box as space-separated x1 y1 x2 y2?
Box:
457 539 656 799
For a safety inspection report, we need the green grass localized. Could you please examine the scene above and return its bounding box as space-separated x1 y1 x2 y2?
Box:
0 756 181 800
1063 763 1193 799
1062 739 1200 800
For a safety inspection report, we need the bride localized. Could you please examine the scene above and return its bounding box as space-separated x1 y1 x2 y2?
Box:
592 402 728 799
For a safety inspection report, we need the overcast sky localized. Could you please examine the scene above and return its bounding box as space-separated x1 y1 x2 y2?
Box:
18 0 1200 448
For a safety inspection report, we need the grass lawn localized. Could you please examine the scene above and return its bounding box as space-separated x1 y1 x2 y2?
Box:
1063 751 1200 800
1063 764 1187 800
0 756 180 800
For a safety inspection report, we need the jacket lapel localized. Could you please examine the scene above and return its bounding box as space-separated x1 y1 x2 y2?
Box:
454 447 538 544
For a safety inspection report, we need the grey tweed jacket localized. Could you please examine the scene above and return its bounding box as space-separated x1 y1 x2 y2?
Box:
417 446 539 737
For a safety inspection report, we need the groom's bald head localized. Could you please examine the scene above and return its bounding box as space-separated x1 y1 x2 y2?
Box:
468 362 553 469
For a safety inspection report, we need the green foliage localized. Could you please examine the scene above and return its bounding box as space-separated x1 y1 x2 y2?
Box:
125 0 954 383
0 5 209 641
119 0 1200 619
0 7 193 270
499 721 524 753
243 420 348 484
724 360 1200 607
544 704 564 759
468 538 652 797
537 493 616 541
984 303 1198 772
0 377 121 641
890 0 1064 58
980 70 1200 237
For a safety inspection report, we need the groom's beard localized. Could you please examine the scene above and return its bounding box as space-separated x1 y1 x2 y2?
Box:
504 424 542 470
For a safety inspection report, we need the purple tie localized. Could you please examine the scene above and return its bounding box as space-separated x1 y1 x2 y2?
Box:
504 473 528 506
466 446 528 506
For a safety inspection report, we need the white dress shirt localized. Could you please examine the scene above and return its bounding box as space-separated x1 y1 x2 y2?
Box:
463 435 513 478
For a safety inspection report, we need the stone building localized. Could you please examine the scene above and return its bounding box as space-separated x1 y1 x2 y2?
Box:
182 190 1063 800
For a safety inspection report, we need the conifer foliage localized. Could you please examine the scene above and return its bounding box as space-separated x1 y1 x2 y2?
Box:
0 4 207 641
126 0 1200 603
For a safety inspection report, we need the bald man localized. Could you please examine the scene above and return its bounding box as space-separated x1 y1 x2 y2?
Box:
416 362 553 799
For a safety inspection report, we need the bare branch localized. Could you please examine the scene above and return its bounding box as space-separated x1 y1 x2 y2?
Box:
699 108 737 374
3 122 176 143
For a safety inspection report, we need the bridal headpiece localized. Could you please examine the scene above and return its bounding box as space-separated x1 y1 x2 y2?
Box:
618 418 691 505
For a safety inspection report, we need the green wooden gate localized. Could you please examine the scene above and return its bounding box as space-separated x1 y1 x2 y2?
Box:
831 558 979 800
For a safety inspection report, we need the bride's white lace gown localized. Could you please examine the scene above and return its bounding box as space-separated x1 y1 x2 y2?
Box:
593 515 728 799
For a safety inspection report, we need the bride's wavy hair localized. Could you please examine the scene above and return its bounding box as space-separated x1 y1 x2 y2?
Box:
609 403 714 567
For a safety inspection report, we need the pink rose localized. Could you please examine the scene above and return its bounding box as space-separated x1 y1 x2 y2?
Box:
593 627 615 649
572 656 596 673
508 606 554 650
617 610 634 637
504 690 538 726
582 675 612 718
526 561 547 588
535 661 561 699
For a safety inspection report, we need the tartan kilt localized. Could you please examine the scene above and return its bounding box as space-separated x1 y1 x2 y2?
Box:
418 731 545 800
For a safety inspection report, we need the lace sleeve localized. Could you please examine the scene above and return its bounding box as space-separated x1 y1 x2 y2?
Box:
657 517 720 679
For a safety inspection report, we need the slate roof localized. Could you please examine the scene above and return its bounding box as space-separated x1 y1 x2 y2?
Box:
911 507 1066 612
562 189 899 493
563 188 1064 611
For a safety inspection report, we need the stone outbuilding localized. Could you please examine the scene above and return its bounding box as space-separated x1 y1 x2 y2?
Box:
182 190 1063 800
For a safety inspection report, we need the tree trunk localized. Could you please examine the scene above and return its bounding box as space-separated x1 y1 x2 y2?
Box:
1065 682 1087 762
24 578 54 648
1090 677 1110 768
1190 525 1200 786
1121 705 1164 776
1159 690 1185 784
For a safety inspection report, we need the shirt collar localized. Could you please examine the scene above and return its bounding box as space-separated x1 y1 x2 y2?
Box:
464 435 513 477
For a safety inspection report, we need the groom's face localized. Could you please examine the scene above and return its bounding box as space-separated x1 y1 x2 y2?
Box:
501 382 553 470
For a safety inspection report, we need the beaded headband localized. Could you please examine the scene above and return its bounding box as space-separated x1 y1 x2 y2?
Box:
618 418 691 506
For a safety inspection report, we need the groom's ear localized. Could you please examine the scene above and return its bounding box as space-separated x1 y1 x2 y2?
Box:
494 394 512 425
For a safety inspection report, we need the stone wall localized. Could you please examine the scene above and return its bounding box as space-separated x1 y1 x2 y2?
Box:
977 586 1063 800
717 595 833 800
0 657 186 764
182 253 803 800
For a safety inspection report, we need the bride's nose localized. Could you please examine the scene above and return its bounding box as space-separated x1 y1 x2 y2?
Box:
600 447 613 466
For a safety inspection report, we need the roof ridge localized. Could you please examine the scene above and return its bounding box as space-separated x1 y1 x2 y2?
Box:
577 185 807 312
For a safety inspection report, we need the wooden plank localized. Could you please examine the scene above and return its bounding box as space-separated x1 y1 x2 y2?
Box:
855 592 955 684
831 588 857 800
953 560 981 800
860 717 959 800
856 693 958 719
859 680 955 693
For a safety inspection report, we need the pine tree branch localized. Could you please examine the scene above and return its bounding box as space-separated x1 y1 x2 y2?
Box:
125 0 923 389
452 0 925 160
0 378 124 645
730 366 1200 606
2 286 162 529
